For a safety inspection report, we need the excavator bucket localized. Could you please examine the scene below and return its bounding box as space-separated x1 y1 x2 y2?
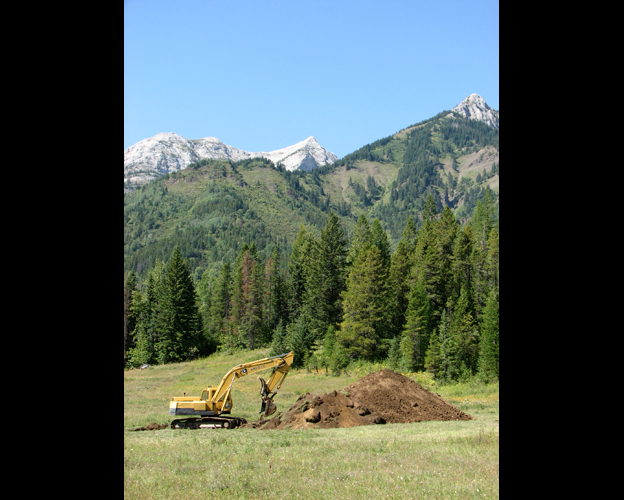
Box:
261 400 277 417
259 377 277 417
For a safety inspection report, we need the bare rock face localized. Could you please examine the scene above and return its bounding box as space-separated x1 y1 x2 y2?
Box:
123 134 337 189
448 93 499 129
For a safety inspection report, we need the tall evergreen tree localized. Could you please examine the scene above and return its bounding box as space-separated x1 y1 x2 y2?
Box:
269 319 289 357
371 218 391 270
154 247 203 363
264 245 285 336
238 248 263 349
209 262 232 351
446 287 479 380
400 273 434 371
387 216 418 337
229 244 249 349
287 225 313 323
422 193 439 224
387 336 401 371
338 244 387 360
196 269 218 355
485 227 499 293
478 289 499 381
472 188 496 253
288 314 313 368
124 271 138 366
432 309 452 381
128 262 164 367
303 211 348 340
320 325 336 372
472 196 497 317
346 214 372 266
451 223 475 306
433 206 459 311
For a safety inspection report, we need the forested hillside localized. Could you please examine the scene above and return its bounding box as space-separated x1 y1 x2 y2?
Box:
124 110 499 383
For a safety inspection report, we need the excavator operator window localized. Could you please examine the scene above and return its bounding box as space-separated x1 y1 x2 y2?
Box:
200 389 208 401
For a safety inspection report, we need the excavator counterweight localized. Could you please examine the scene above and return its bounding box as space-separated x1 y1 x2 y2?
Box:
169 351 294 429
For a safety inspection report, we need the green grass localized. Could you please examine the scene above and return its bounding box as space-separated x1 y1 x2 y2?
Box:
124 349 499 499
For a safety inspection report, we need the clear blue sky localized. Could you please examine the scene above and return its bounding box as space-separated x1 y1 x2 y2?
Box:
124 0 498 159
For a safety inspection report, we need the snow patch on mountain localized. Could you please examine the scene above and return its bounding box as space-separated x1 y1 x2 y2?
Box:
124 134 337 189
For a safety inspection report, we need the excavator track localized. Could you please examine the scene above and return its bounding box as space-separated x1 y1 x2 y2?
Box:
170 416 247 430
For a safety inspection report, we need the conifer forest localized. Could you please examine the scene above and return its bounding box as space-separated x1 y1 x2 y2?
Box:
124 113 499 383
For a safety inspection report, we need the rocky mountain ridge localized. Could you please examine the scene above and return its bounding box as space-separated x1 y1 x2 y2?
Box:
124 134 337 189
448 93 499 129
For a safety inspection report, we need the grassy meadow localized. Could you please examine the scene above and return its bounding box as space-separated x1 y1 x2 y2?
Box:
124 348 499 499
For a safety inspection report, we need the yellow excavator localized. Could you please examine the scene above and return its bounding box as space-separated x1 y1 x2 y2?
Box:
169 351 294 429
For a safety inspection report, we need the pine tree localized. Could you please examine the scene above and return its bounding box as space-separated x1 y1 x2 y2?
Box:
433 206 459 311
387 216 418 337
154 247 203 363
124 271 138 366
446 288 479 380
196 269 218 355
434 309 452 381
264 245 285 335
303 211 348 341
371 219 391 270
210 262 232 350
387 337 401 371
478 289 499 381
128 263 163 367
239 248 263 349
229 245 250 349
424 326 441 379
287 225 313 323
338 244 387 360
472 193 496 316
421 193 439 224
486 227 499 292
400 273 433 371
451 224 475 305
346 214 372 266
472 188 496 253
269 319 289 357
320 325 336 372
288 314 312 368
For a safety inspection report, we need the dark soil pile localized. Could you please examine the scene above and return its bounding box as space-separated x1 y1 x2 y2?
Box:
246 369 470 430
344 369 471 423
244 390 385 430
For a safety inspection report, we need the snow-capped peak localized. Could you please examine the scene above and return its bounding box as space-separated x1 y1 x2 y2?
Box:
124 133 337 189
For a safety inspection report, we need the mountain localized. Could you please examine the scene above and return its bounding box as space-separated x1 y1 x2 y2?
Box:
124 94 499 280
448 93 499 129
124 134 337 190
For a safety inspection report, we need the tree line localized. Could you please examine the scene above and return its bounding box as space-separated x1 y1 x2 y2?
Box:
124 192 498 383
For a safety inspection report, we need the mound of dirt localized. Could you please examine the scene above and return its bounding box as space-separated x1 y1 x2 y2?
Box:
245 369 470 431
344 369 471 423
244 390 385 430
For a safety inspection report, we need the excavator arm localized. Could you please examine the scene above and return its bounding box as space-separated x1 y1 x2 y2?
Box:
258 353 294 416
210 351 294 417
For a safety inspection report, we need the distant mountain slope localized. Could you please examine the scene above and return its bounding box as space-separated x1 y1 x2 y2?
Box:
124 134 337 190
124 94 499 279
